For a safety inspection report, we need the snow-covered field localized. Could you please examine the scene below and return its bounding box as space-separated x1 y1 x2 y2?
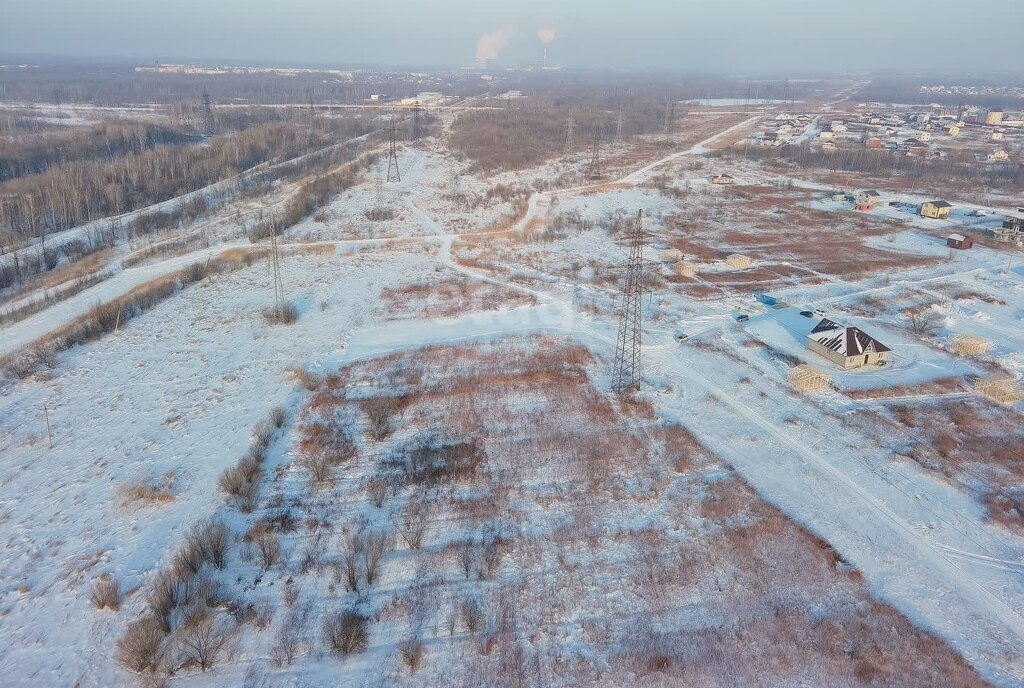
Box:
2 107 1024 687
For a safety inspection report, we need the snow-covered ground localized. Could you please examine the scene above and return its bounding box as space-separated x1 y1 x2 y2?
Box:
2 108 1024 687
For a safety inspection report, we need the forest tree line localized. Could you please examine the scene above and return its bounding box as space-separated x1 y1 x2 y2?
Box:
0 121 193 182
0 116 374 242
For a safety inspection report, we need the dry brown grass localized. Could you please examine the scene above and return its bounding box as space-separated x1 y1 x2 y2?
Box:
243 333 987 686
377 277 534 319
118 473 176 507
845 376 964 400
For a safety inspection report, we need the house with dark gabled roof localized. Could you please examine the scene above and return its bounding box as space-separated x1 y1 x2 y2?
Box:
807 318 892 369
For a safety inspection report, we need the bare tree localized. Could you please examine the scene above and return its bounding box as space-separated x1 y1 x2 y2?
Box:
322 609 369 656
116 616 167 672
394 497 431 550
177 613 235 671
362 531 391 586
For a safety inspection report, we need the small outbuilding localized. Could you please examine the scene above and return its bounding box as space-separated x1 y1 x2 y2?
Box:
788 364 833 393
675 261 698 277
921 200 952 219
725 254 752 269
807 318 892 369
946 233 973 249
711 174 734 185
856 190 881 211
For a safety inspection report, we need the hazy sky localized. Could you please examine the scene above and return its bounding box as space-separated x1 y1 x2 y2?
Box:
1 0 1021 72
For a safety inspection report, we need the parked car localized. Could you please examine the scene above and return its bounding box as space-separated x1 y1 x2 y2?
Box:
736 314 750 322
800 310 814 318
674 332 690 343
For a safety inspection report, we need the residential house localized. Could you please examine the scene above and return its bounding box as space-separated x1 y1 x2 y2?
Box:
988 149 1010 162
807 318 892 369
710 174 734 185
920 200 952 219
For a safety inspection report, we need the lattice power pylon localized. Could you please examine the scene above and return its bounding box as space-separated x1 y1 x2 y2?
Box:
586 128 602 179
615 111 625 144
612 210 645 393
563 116 575 157
386 119 401 183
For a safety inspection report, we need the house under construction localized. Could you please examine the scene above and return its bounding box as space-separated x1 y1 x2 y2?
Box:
788 364 833 392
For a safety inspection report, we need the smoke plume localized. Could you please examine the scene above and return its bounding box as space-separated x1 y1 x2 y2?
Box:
537 27 557 44
476 29 511 66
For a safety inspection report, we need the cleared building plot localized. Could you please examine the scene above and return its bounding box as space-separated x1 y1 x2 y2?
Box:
788 363 833 392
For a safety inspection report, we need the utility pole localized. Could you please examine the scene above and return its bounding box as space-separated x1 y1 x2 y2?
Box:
586 128 602 179
563 116 575 157
386 119 401 183
612 210 645 394
269 225 285 319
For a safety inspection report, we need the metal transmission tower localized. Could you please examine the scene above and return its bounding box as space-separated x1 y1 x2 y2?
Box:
586 128 602 179
269 225 285 320
663 101 675 143
612 210 646 394
386 120 401 183
563 116 575 157
201 91 215 135
615 111 625 144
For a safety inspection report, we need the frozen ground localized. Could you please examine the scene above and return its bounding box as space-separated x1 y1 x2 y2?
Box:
1 109 1024 686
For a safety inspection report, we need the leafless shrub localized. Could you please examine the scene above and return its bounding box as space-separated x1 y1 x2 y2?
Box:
299 533 325 574
283 578 299 607
261 301 299 325
90 574 122 610
343 533 363 592
117 615 168 673
323 609 369 656
301 452 333 485
361 396 399 441
253 422 274 451
270 613 303 667
363 531 391 586
269 405 287 428
219 455 262 510
148 568 189 632
290 366 324 390
173 539 207 578
254 530 282 569
177 613 235 671
394 498 431 550
241 662 271 688
366 478 389 508
399 635 425 672
456 539 477 580
460 598 484 635
364 207 395 221
906 307 942 337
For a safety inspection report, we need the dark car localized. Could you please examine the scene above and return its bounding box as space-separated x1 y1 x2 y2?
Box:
800 310 814 318
736 314 750 322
